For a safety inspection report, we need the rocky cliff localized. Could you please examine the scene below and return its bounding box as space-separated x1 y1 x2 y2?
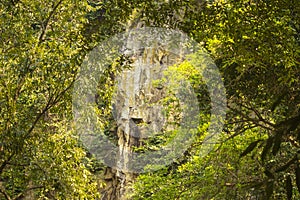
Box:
100 46 181 199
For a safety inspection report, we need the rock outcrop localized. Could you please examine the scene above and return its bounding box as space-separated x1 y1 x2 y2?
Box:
100 47 180 200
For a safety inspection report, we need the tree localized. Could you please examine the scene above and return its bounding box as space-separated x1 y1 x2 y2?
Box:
128 0 300 199
0 0 100 199
2 0 299 199
197 1 300 198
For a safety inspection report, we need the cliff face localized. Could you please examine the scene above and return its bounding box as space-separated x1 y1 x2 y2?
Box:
100 47 180 200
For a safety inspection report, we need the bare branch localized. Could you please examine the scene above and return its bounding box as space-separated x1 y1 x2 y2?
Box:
227 104 274 132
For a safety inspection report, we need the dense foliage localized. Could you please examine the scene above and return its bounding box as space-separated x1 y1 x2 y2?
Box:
1 0 299 199
0 0 101 199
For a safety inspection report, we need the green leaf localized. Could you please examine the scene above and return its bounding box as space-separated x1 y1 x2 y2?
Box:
261 137 274 162
275 156 297 173
264 169 275 179
240 140 262 158
265 180 274 200
296 163 300 193
272 131 283 156
285 175 293 200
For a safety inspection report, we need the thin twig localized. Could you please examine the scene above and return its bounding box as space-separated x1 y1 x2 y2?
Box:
38 0 63 44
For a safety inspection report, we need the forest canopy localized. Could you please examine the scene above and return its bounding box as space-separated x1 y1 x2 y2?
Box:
0 0 299 199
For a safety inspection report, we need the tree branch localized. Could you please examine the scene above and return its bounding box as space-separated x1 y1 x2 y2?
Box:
0 153 15 175
0 185 11 200
38 0 63 44
13 185 44 200
228 104 274 132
